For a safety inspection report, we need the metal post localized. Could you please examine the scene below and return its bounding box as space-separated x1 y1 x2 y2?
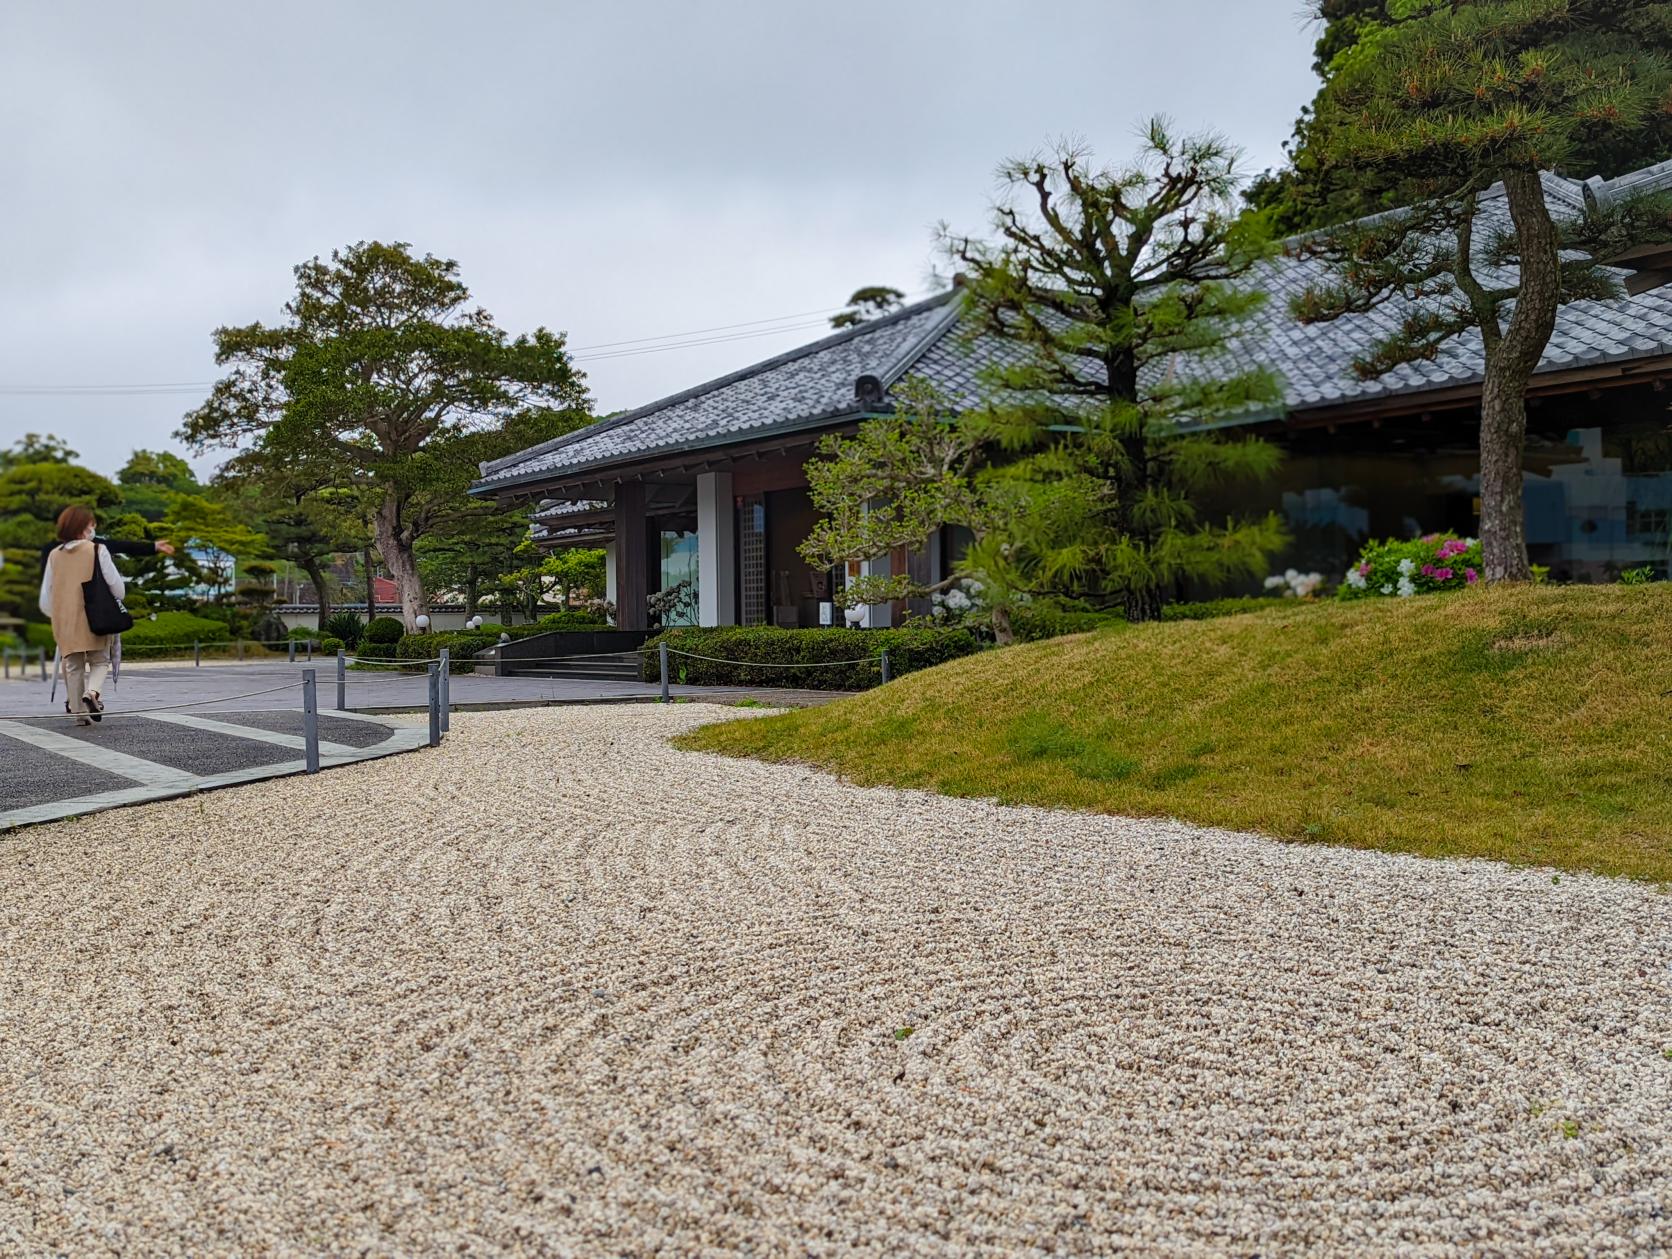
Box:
287 639 296 664
880 649 890 685
37 648 46 681
237 639 245 663
336 649 346 711
2 649 9 681
301 668 320 774
306 639 314 662
194 639 201 667
659 642 670 703
427 663 441 747
439 647 451 733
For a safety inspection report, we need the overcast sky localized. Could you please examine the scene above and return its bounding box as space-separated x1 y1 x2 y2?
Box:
1 1 1319 478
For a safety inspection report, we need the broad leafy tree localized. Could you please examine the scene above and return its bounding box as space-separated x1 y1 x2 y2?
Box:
0 456 123 621
159 493 270 603
216 455 364 630
1293 0 1672 580
116 449 203 522
0 433 79 470
179 241 591 628
945 125 1287 622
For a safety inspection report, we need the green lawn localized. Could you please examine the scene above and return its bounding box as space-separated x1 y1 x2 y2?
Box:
679 585 1672 882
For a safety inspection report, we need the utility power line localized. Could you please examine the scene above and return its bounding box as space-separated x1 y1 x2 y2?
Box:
0 290 932 398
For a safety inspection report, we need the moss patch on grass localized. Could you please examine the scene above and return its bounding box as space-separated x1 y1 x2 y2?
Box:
677 586 1672 882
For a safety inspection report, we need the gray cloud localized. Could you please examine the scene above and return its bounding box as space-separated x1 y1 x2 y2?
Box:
0 0 1317 476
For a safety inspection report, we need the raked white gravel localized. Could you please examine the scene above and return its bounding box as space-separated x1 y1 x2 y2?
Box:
1 704 1669 1256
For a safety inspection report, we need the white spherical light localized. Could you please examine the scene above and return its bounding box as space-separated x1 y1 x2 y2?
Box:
414 614 431 631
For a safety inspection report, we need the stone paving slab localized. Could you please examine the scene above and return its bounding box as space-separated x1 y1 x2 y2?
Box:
0 740 134 811
47 714 299 775
0 709 428 832
206 711 395 749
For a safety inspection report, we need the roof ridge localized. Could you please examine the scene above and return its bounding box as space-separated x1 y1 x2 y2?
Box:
1277 155 1672 250
1583 155 1672 208
477 290 960 478
874 291 967 392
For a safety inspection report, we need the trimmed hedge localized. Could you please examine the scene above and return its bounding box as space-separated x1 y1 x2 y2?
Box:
320 636 345 654
641 625 982 691
364 616 405 644
396 631 499 673
534 610 611 632
472 616 609 641
123 610 233 647
1161 597 1279 621
1010 604 1124 642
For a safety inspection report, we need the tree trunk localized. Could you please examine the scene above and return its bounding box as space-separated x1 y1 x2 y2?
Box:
362 545 377 626
991 602 1015 647
373 490 427 629
465 562 479 620
1123 585 1163 624
1480 168 1561 583
300 557 332 631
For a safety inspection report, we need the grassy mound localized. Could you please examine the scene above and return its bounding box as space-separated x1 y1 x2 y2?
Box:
680 586 1672 882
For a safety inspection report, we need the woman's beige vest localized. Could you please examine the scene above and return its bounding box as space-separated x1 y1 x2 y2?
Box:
47 541 108 656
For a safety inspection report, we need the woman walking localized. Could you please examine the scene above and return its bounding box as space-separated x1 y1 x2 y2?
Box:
38 505 128 725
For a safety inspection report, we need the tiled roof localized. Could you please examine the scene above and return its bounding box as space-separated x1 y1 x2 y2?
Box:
531 498 608 541
476 162 1672 494
475 297 960 490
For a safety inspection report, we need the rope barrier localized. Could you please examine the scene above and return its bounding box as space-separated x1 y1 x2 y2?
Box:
356 647 657 665
0 681 307 723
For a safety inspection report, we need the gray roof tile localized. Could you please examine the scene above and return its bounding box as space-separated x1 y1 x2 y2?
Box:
477 163 1672 493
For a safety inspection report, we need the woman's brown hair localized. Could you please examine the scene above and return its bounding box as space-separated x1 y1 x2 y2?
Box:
55 504 96 543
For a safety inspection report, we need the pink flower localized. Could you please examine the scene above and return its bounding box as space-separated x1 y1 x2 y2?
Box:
1421 533 1439 543
1465 568 1478 584
1421 564 1435 576
1358 562 1372 576
1434 567 1453 581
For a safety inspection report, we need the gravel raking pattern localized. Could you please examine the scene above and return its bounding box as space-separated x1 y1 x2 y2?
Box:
2 704 1669 1255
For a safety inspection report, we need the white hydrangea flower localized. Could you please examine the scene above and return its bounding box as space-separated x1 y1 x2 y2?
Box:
1397 558 1416 576
1396 576 1416 598
1380 584 1394 595
1264 575 1287 590
1345 569 1367 590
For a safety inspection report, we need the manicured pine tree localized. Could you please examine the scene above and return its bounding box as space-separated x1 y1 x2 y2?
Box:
947 123 1288 622
180 241 591 628
1292 0 1672 582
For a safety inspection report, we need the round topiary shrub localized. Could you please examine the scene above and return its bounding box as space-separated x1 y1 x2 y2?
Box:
320 636 345 654
364 616 405 644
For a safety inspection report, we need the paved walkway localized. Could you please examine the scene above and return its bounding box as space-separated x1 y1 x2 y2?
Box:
0 707 428 829
0 660 849 714
0 663 845 829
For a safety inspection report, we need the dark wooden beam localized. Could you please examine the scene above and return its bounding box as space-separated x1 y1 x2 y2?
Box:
614 480 648 631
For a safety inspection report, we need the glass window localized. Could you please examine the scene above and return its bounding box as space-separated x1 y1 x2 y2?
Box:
658 530 700 625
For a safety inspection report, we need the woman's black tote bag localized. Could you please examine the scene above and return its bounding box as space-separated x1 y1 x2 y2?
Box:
82 542 135 636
